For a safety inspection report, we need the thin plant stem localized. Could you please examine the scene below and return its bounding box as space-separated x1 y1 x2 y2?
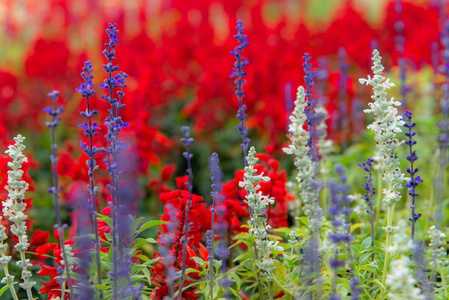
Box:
87 138 102 286
441 268 448 296
178 128 194 300
374 171 382 230
379 205 394 300
2 265 19 300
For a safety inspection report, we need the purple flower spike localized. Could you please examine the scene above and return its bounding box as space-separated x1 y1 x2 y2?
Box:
178 126 194 300
230 20 250 167
302 53 320 161
436 19 449 229
99 23 138 299
44 91 74 297
403 110 423 240
76 60 103 289
358 158 376 247
328 165 359 299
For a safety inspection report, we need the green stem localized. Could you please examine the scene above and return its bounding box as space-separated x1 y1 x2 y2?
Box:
440 268 448 296
272 274 293 296
18 244 34 300
252 243 264 299
379 205 393 300
262 282 273 300
2 265 19 300
374 171 382 230
321 176 328 216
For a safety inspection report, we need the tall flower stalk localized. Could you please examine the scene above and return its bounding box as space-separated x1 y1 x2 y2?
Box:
230 19 250 167
44 91 74 298
395 0 411 109
1 135 34 300
242 147 277 277
210 154 231 298
76 60 103 285
436 20 449 229
0 215 18 300
428 225 448 295
337 48 349 146
283 85 322 235
99 23 131 298
241 146 289 296
207 152 222 297
178 126 194 300
358 158 376 247
359 50 408 298
403 110 423 241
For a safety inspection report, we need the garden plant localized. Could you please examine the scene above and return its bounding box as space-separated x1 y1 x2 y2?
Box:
0 0 449 299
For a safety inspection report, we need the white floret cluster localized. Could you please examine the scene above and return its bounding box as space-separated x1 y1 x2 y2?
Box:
1 134 35 298
428 225 447 268
386 257 424 300
4 135 35 292
360 50 408 209
240 146 283 279
283 86 323 233
388 220 413 254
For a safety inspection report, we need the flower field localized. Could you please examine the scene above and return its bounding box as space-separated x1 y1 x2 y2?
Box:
0 0 448 299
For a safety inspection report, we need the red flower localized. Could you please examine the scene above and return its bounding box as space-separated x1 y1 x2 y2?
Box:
149 246 206 300
25 39 70 80
382 1 439 67
36 229 74 299
159 175 211 248
151 176 212 299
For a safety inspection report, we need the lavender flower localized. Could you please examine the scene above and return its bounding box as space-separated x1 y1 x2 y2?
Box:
326 179 345 300
435 20 449 229
44 91 74 298
76 60 103 286
210 155 232 296
326 165 356 299
335 165 360 299
99 23 136 299
336 48 350 145
413 241 432 299
178 126 194 300
71 186 95 300
159 203 179 299
230 20 250 166
358 158 376 247
301 237 321 298
403 110 423 241
208 152 223 296
394 0 412 108
302 53 319 161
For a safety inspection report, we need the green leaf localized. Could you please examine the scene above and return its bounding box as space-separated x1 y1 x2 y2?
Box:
141 268 152 284
359 252 372 264
213 259 222 271
350 223 364 233
191 256 206 267
137 220 167 234
0 285 9 297
228 271 241 290
361 237 372 249
229 287 242 300
233 251 252 263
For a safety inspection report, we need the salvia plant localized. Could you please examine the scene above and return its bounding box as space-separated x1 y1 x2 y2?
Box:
2 12 449 300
